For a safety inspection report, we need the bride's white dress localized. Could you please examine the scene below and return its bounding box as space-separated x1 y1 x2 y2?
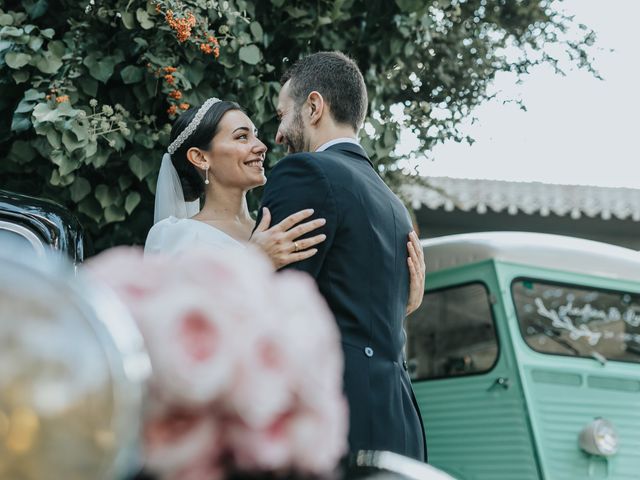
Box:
144 216 243 255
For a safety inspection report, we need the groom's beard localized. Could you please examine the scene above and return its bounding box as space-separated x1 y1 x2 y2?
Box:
284 109 306 153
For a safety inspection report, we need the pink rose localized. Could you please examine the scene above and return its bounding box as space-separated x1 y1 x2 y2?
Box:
144 410 221 479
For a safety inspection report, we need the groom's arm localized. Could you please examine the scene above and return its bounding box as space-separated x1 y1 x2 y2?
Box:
256 153 337 278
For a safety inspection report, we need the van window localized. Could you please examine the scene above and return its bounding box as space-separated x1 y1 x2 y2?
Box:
405 283 499 380
512 279 640 364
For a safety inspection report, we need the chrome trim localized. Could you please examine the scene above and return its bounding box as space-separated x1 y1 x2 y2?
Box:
355 450 457 479
0 220 47 256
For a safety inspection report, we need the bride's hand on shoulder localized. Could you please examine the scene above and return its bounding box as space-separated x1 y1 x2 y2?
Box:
406 231 425 316
250 207 326 269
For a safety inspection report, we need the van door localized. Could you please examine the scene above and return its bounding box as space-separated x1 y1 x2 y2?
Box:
406 270 540 479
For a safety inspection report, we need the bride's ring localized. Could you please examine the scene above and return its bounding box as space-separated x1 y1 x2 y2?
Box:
293 241 300 252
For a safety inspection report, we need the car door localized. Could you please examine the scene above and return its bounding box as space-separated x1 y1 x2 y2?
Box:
405 262 541 479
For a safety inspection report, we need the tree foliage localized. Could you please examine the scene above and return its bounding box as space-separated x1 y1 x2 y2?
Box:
0 0 596 251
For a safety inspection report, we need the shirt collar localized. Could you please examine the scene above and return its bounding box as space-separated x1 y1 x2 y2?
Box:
315 137 360 152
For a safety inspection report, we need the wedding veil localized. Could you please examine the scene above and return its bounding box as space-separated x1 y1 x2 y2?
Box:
153 153 200 224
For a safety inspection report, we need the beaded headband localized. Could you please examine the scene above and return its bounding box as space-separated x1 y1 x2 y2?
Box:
167 97 221 155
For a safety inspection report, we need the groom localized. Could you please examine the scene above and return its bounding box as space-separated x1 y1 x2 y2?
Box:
256 52 426 461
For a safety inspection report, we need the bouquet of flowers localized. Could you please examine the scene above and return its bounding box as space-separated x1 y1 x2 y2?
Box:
87 246 348 480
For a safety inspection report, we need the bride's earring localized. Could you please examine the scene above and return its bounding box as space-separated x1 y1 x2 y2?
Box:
204 165 210 185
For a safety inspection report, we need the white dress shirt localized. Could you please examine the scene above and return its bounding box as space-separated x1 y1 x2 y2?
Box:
315 137 361 152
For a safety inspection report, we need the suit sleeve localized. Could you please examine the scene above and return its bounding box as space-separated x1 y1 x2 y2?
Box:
255 154 337 278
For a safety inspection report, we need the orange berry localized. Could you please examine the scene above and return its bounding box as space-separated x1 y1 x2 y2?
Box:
167 105 177 115
179 103 190 110
164 74 175 84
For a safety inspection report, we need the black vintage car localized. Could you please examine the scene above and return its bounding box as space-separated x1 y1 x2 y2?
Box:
0 189 86 264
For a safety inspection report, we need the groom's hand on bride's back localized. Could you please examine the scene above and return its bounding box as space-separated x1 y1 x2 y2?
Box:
249 207 327 269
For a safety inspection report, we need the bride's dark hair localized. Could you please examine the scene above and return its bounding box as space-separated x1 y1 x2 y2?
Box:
169 100 243 201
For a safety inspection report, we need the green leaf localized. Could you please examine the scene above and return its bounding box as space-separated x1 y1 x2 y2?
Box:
5 52 31 69
125 191 141 214
250 22 263 41
69 120 88 141
183 61 206 87
78 197 102 222
104 207 127 223
78 76 98 97
271 0 286 7
238 45 262 65
95 184 118 208
218 54 236 69
85 139 97 158
286 7 307 19
32 102 60 123
136 8 154 29
50 148 65 166
0 40 12 53
1 27 24 37
121 11 136 29
35 50 62 74
50 169 62 186
11 116 31 132
48 40 65 58
70 177 91 202
28 36 43 51
46 129 61 149
8 140 37 164
58 152 79 175
120 65 144 84
12 70 30 83
40 28 54 39
128 154 153 180
83 53 117 83
104 205 126 223
133 37 148 49
87 147 110 168
118 176 133 191
0 14 14 26
383 126 395 147
25 0 49 19
24 89 44 102
62 130 82 153
395 0 419 11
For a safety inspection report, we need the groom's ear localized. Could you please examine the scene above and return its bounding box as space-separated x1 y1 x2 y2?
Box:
307 91 324 126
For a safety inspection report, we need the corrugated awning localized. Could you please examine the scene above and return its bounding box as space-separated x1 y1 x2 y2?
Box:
402 177 640 221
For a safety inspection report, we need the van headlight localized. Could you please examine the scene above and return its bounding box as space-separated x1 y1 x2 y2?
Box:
579 418 619 456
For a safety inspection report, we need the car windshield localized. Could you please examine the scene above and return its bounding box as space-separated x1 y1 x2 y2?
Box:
512 279 640 364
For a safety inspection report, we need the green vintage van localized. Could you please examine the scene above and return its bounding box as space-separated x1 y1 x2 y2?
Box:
406 232 640 480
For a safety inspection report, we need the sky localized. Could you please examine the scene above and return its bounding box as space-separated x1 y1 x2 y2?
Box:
397 0 640 189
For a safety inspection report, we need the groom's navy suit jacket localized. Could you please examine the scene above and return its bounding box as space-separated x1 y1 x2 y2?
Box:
257 142 426 461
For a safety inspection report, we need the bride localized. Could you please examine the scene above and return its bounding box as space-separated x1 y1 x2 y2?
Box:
145 98 424 311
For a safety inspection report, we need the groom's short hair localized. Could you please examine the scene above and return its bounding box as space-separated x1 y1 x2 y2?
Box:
281 51 368 131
